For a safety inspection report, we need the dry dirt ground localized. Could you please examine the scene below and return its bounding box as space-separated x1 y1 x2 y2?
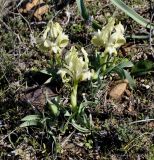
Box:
0 0 154 159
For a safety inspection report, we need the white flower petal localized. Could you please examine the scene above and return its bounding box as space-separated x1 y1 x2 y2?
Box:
58 47 92 83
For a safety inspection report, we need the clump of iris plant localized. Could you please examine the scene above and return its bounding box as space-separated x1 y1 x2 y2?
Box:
58 46 93 112
91 18 126 73
37 21 69 64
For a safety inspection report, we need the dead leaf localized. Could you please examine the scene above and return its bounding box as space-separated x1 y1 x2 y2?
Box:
18 0 49 20
109 80 128 99
19 0 44 13
148 122 154 128
34 5 49 21
111 155 118 160
20 85 57 112
128 105 134 112
25 0 42 12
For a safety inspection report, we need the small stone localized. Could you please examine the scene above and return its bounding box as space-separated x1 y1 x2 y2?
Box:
145 85 150 89
18 62 26 71
109 80 128 99
142 84 150 89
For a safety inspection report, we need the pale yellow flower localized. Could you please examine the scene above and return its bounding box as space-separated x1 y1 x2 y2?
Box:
91 18 126 56
91 18 115 47
58 47 93 83
38 21 69 55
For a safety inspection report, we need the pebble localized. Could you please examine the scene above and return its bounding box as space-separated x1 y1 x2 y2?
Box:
142 84 150 89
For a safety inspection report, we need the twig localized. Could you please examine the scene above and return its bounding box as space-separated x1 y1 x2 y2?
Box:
0 128 19 143
129 118 154 125
8 11 32 33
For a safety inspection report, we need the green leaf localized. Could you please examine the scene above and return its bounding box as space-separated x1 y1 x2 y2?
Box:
21 115 41 121
76 0 102 30
85 139 93 149
106 61 133 74
124 69 136 89
92 20 102 30
106 65 116 74
106 64 136 89
78 103 85 115
64 110 71 117
111 0 154 29
71 119 90 133
47 99 59 116
20 120 41 128
131 60 154 76
117 61 134 69
44 77 52 84
76 0 89 21
126 34 149 40
110 66 126 79
40 68 55 76
89 114 94 129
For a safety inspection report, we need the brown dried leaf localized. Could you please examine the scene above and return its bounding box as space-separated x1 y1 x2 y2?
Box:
128 105 134 112
148 122 154 128
34 5 49 20
109 81 128 99
21 86 57 112
19 0 45 13
25 0 44 11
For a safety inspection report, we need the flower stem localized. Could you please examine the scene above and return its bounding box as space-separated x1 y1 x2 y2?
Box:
101 53 109 75
71 81 78 112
